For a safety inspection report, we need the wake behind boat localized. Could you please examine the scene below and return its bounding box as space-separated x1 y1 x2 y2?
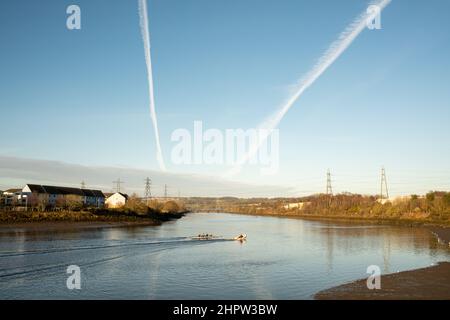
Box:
191 233 247 241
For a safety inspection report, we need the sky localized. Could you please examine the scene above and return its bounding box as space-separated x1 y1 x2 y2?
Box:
0 0 449 197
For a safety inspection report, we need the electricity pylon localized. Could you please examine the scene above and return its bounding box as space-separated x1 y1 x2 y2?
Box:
144 177 152 204
326 169 333 195
380 167 389 200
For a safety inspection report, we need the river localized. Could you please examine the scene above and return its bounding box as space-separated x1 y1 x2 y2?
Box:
0 212 449 299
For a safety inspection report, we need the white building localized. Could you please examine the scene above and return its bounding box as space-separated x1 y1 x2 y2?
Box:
105 192 128 208
283 202 306 210
2 188 22 205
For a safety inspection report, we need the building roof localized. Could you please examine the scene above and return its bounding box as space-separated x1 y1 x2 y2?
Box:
26 184 47 193
91 190 105 197
105 192 128 200
81 189 95 197
25 184 104 198
80 189 105 198
118 192 129 199
4 188 21 193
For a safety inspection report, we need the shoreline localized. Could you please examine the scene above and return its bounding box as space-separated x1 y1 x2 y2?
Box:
315 262 450 300
202 210 450 228
0 209 188 233
0 220 161 235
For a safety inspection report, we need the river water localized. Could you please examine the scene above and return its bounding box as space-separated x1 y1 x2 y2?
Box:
0 212 449 299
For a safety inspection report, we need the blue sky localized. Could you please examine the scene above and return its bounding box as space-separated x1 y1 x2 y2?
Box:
0 0 449 196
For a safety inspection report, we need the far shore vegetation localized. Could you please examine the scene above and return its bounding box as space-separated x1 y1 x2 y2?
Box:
0 194 188 224
184 191 450 227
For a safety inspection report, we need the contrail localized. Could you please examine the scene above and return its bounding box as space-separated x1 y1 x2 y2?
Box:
227 0 391 176
138 0 166 171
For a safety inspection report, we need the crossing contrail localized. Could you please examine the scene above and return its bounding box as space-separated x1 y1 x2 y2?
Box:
227 0 392 176
138 0 166 171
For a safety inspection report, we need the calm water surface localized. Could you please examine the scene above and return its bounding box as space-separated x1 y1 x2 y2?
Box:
0 213 449 299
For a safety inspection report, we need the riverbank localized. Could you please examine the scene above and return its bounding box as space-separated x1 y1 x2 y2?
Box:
283 214 450 231
0 220 160 235
315 262 450 300
0 209 187 230
207 209 450 229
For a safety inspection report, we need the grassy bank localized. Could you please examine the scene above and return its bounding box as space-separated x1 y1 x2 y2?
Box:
0 196 189 225
0 206 188 225
0 209 153 223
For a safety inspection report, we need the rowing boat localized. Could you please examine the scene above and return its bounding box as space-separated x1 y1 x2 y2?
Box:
233 233 247 241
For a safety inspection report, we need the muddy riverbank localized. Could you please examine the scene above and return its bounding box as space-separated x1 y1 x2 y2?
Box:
315 262 450 300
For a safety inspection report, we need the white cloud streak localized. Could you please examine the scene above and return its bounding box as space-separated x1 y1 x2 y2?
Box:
138 0 166 171
0 156 295 197
227 0 392 176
